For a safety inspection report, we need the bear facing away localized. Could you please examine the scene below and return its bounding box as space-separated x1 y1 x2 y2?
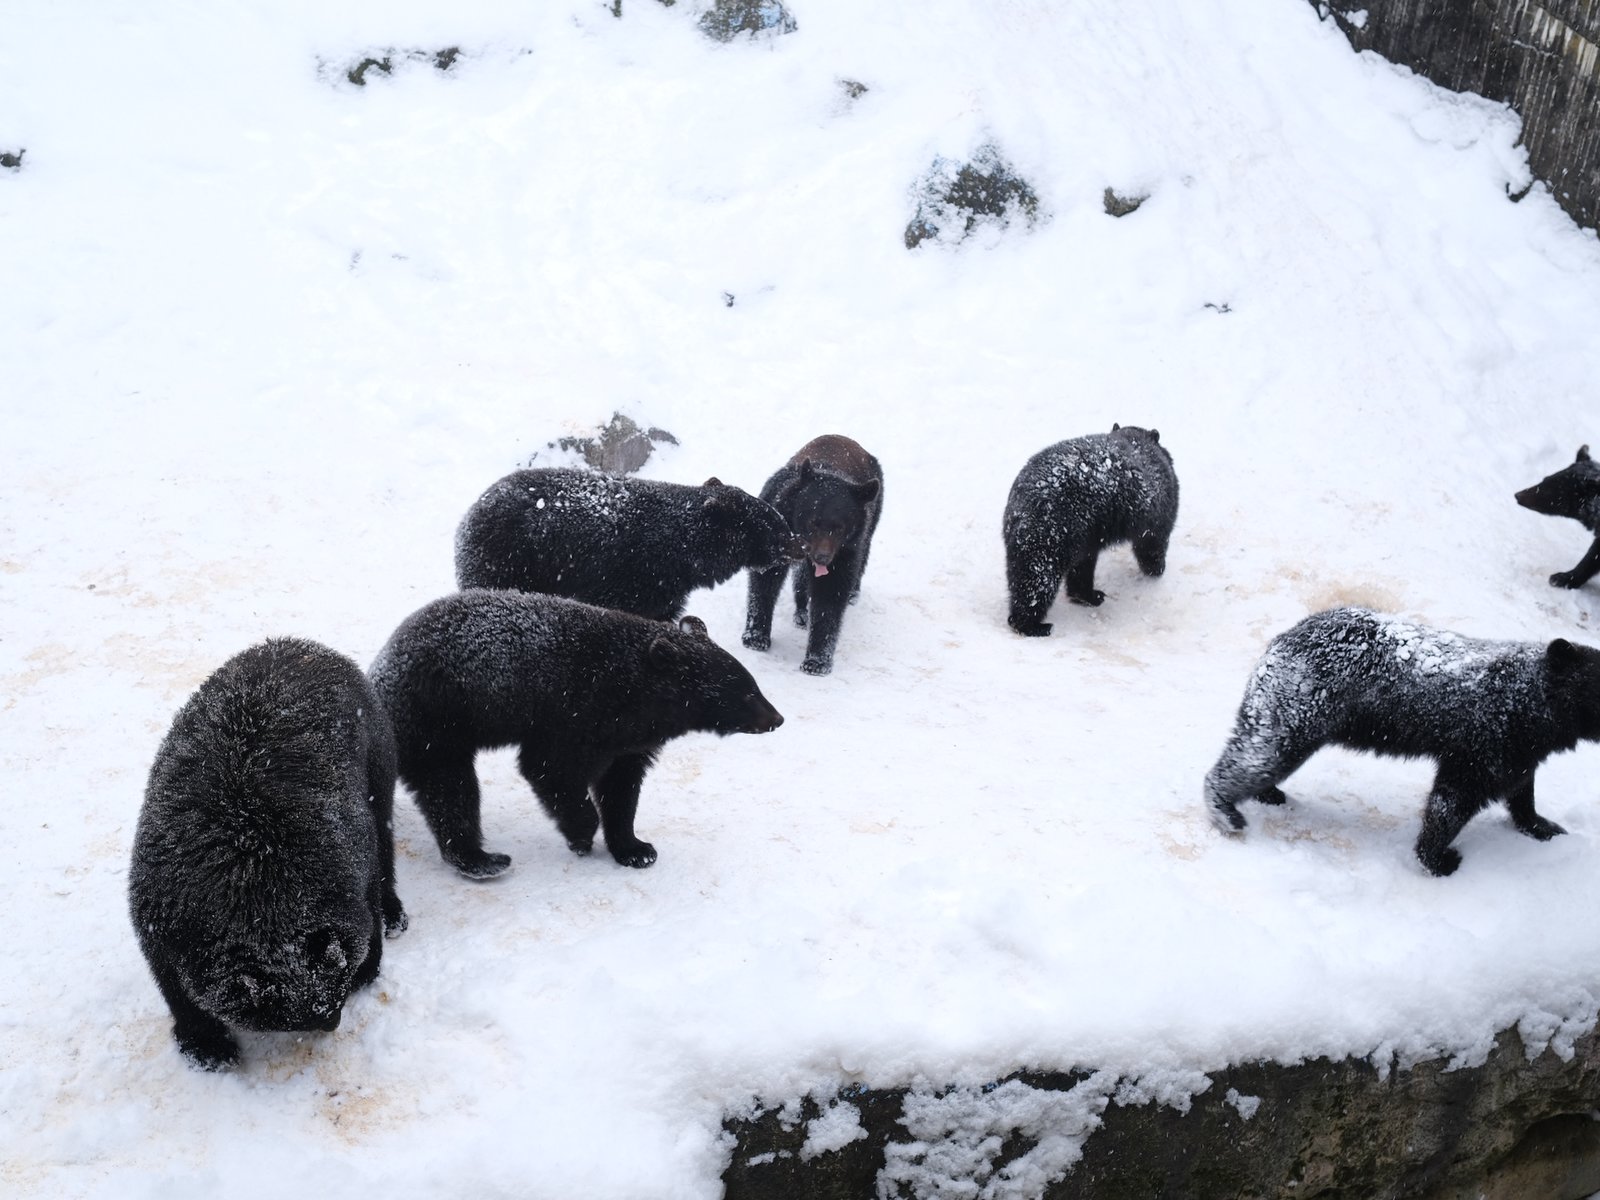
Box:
743 434 884 675
369 589 784 880
1204 607 1600 876
1002 424 1178 636
130 638 406 1070
1515 444 1600 590
454 467 798 622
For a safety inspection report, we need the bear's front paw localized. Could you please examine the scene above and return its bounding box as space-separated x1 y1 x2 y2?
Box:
610 840 657 868
1418 846 1463 877
177 1026 240 1072
1207 801 1246 834
1068 589 1106 607
1256 787 1287 806
1518 815 1567 841
566 836 594 856
741 630 771 652
800 656 833 676
1550 570 1582 589
794 608 809 629
450 850 512 880
382 898 409 938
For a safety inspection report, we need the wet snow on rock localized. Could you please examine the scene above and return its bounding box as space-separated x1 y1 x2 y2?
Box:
5 0 1600 1197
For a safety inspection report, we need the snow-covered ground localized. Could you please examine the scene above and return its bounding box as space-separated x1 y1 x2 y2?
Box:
5 1 1600 1195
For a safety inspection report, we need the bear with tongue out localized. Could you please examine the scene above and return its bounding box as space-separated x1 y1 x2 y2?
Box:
743 435 884 676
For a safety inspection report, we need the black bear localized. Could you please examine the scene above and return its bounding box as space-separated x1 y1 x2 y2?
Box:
1204 607 1600 876
742 434 883 675
368 589 784 879
454 467 797 621
129 639 406 1070
1002 424 1178 636
1515 444 1600 590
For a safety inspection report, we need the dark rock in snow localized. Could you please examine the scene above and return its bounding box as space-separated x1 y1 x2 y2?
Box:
699 0 798 42
0 149 24 172
904 144 1042 249
1103 186 1147 217
541 412 680 476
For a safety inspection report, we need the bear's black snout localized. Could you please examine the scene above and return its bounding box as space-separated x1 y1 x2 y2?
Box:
1514 485 1548 513
745 694 784 733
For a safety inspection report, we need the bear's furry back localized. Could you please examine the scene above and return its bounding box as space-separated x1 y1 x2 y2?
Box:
1233 608 1579 774
1003 427 1178 550
453 468 790 621
130 639 391 977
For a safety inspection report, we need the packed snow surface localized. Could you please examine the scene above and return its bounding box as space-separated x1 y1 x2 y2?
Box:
4 1 1600 1196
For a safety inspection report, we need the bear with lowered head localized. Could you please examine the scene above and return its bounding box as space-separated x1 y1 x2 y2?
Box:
1515 444 1600 590
1002 424 1178 636
1204 607 1600 876
130 638 406 1070
369 589 784 880
743 434 883 676
454 467 797 622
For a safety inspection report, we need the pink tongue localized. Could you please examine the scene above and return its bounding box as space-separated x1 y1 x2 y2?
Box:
814 563 830 577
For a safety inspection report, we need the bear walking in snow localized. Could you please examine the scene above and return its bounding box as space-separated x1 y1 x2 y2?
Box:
742 434 883 675
369 589 784 879
1204 607 1600 876
454 468 797 622
130 639 406 1070
1002 424 1178 636
1515 444 1600 590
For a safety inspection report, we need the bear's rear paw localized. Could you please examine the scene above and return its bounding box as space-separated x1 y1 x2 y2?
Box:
382 897 408 938
800 656 833 676
1517 815 1567 841
449 850 512 880
1550 570 1584 589
1418 845 1463 877
1256 787 1287 806
566 836 594 856
1068 589 1106 607
178 1027 240 1072
741 630 771 652
1008 616 1052 637
1207 801 1246 834
610 839 657 868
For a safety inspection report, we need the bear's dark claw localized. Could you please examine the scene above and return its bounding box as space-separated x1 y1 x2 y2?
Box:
1518 816 1567 841
610 840 657 868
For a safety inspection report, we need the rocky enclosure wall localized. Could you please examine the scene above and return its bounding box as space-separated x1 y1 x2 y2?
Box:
722 1025 1600 1199
1316 0 1600 227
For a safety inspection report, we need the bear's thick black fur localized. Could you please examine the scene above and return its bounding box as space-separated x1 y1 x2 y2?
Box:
368 589 784 879
454 467 797 622
129 638 406 1070
743 434 883 675
1515 444 1600 590
1002 424 1178 636
1204 607 1600 876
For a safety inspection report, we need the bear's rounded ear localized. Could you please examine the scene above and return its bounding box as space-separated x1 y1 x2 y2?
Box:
1111 422 1121 432
702 476 724 489
1547 638 1583 672
797 459 816 481
854 478 881 504
703 490 736 514
1578 445 1592 463
1149 428 1160 443
679 615 709 639
648 635 685 670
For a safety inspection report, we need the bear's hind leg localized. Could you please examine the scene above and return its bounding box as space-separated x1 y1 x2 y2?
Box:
743 564 786 650
1204 731 1312 833
367 736 407 937
792 566 810 628
403 750 511 880
1552 537 1600 589
1005 534 1063 636
1505 776 1567 841
1134 531 1169 578
595 752 658 868
517 745 600 856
